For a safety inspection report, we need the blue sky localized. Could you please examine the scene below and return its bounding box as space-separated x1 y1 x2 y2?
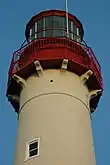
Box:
0 0 110 164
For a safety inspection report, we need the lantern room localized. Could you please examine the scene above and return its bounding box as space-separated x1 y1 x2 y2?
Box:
25 10 84 42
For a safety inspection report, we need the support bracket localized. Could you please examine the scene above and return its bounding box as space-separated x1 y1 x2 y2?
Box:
80 70 93 84
89 89 102 99
8 94 20 102
13 74 26 88
34 60 43 77
61 59 68 71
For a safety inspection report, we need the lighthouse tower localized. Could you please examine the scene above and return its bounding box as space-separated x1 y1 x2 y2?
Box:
7 10 103 165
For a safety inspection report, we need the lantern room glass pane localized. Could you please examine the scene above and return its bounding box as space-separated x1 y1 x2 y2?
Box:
73 23 77 41
37 18 43 38
68 19 71 32
37 18 43 30
37 32 43 38
45 16 66 37
45 16 53 28
53 29 65 37
45 30 53 37
68 20 72 39
53 16 66 29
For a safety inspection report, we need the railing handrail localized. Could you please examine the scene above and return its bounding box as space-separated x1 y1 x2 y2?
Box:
20 27 87 49
88 47 101 69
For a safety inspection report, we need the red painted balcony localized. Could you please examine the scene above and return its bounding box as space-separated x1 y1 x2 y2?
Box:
8 37 103 89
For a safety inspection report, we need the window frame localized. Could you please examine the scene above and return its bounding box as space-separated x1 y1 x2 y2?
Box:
43 17 46 37
70 21 74 39
35 22 37 39
77 27 81 42
29 28 32 42
29 24 36 42
25 138 40 161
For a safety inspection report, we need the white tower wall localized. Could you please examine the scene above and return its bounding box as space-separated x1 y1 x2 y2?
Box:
14 69 96 165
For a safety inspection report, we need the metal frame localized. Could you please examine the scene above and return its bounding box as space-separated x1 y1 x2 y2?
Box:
25 137 40 161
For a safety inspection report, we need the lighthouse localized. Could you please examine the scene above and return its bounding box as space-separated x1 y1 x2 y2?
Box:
7 9 103 165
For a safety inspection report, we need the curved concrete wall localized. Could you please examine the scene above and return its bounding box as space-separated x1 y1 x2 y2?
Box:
14 69 96 165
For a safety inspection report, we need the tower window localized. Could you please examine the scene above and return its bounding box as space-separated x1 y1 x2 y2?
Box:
29 141 38 157
26 138 40 160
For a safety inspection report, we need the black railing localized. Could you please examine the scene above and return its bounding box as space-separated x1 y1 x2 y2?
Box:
21 27 87 49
